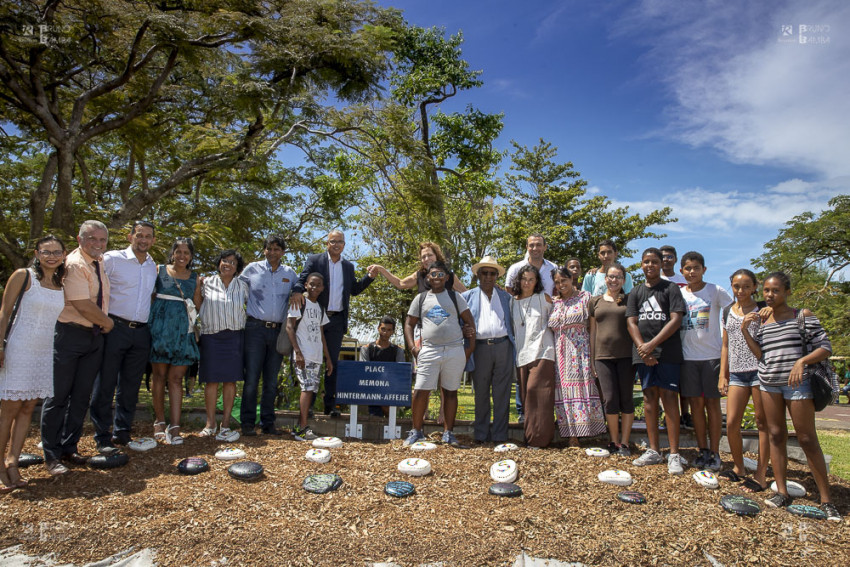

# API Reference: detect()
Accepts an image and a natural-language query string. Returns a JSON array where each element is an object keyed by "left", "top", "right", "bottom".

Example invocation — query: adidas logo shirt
[{"left": 625, "top": 279, "right": 687, "bottom": 364}]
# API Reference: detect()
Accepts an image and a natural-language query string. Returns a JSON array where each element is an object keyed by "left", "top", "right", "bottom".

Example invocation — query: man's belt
[
  {"left": 476, "top": 336, "right": 509, "bottom": 345},
  {"left": 248, "top": 316, "right": 281, "bottom": 329},
  {"left": 110, "top": 315, "right": 147, "bottom": 328}
]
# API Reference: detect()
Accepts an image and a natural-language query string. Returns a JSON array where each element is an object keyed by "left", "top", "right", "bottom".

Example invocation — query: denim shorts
[
  {"left": 636, "top": 363, "right": 680, "bottom": 393},
  {"left": 729, "top": 371, "right": 759, "bottom": 388},
  {"left": 760, "top": 379, "right": 813, "bottom": 400}
]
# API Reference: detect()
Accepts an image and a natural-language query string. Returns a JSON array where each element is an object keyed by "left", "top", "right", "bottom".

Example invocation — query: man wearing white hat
[{"left": 463, "top": 256, "right": 516, "bottom": 444}]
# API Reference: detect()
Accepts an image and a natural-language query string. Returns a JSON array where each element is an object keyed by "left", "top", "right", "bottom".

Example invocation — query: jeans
[
  {"left": 321, "top": 313, "right": 347, "bottom": 412},
  {"left": 89, "top": 320, "right": 151, "bottom": 444},
  {"left": 240, "top": 320, "right": 284, "bottom": 429}
]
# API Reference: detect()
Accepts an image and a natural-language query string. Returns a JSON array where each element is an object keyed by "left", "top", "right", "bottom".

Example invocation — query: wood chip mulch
[{"left": 1, "top": 426, "right": 848, "bottom": 566}]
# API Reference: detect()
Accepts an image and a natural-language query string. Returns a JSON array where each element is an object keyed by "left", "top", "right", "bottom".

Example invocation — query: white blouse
[
  {"left": 199, "top": 274, "right": 248, "bottom": 335},
  {"left": 511, "top": 292, "right": 555, "bottom": 367}
]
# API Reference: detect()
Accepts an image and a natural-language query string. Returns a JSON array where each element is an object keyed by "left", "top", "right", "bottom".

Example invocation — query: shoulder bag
[{"left": 796, "top": 310, "right": 838, "bottom": 411}]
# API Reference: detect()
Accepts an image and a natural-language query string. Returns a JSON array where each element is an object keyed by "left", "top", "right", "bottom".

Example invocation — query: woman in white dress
[{"left": 0, "top": 236, "right": 67, "bottom": 491}]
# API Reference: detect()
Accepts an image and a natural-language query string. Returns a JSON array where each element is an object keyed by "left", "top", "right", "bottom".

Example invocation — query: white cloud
[
  {"left": 610, "top": 177, "right": 848, "bottom": 234},
  {"left": 616, "top": 0, "right": 850, "bottom": 178}
]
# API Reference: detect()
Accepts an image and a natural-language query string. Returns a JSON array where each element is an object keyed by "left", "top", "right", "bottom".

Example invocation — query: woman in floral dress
[{"left": 549, "top": 266, "right": 606, "bottom": 446}]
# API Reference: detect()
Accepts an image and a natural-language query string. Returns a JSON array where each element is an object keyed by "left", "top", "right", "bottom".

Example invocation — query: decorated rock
[
  {"left": 89, "top": 453, "right": 129, "bottom": 470},
  {"left": 489, "top": 482, "right": 522, "bottom": 497},
  {"left": 398, "top": 458, "right": 431, "bottom": 477},
  {"left": 719, "top": 495, "right": 760, "bottom": 517},
  {"left": 303, "top": 473, "right": 343, "bottom": 494},
  {"left": 227, "top": 461, "right": 264, "bottom": 481},
  {"left": 490, "top": 459, "right": 518, "bottom": 483},
  {"left": 215, "top": 447, "right": 246, "bottom": 461},
  {"left": 384, "top": 481, "right": 416, "bottom": 498},
  {"left": 177, "top": 457, "right": 209, "bottom": 475}
]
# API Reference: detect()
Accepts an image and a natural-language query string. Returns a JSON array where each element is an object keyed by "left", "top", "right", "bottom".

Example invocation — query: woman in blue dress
[{"left": 148, "top": 238, "right": 201, "bottom": 445}]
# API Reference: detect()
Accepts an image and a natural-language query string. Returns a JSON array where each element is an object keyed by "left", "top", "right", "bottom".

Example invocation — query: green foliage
[
  {"left": 494, "top": 140, "right": 676, "bottom": 274},
  {"left": 753, "top": 196, "right": 850, "bottom": 354}
]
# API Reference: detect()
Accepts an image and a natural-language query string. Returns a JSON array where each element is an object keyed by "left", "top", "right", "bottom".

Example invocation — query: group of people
[
  {"left": 370, "top": 235, "right": 840, "bottom": 522},
  {"left": 0, "top": 221, "right": 374, "bottom": 488},
  {"left": 0, "top": 225, "right": 842, "bottom": 522}
]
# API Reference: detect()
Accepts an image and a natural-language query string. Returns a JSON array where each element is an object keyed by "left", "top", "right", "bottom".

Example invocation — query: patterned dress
[
  {"left": 148, "top": 265, "right": 200, "bottom": 366},
  {"left": 549, "top": 291, "right": 606, "bottom": 438}
]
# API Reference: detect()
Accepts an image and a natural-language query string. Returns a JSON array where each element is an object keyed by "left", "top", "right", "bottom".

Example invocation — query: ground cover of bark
[{"left": 1, "top": 426, "right": 848, "bottom": 566}]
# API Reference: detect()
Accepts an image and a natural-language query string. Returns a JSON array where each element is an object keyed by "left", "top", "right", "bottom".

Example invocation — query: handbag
[
  {"left": 3, "top": 269, "right": 31, "bottom": 347},
  {"left": 170, "top": 266, "right": 200, "bottom": 343},
  {"left": 796, "top": 310, "right": 838, "bottom": 411},
  {"left": 276, "top": 323, "right": 293, "bottom": 356}
]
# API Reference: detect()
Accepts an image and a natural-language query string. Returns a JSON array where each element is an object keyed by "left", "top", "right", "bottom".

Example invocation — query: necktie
[{"left": 92, "top": 260, "right": 103, "bottom": 335}]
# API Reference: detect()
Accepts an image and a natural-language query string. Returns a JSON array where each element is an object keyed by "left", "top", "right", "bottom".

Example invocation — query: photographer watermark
[
  {"left": 777, "top": 24, "right": 831, "bottom": 46},
  {"left": 21, "top": 24, "right": 72, "bottom": 47},
  {"left": 20, "top": 521, "right": 73, "bottom": 542}
]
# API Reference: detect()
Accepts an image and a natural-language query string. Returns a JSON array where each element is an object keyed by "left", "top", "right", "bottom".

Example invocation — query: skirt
[{"left": 199, "top": 329, "right": 244, "bottom": 383}]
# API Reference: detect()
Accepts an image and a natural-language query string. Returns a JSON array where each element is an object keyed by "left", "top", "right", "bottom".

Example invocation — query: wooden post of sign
[{"left": 345, "top": 405, "right": 363, "bottom": 439}]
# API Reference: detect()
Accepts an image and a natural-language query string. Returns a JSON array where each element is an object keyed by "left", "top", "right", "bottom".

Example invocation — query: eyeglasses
[
  {"left": 38, "top": 250, "right": 64, "bottom": 258},
  {"left": 428, "top": 271, "right": 447, "bottom": 278},
  {"left": 479, "top": 270, "right": 498, "bottom": 277},
  {"left": 220, "top": 258, "right": 238, "bottom": 266},
  {"left": 606, "top": 275, "right": 624, "bottom": 280},
  {"left": 328, "top": 239, "right": 345, "bottom": 245}
]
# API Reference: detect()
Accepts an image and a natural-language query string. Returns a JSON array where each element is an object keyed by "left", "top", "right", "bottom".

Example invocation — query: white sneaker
[
  {"left": 667, "top": 453, "right": 684, "bottom": 475},
  {"left": 216, "top": 427, "right": 240, "bottom": 443},
  {"left": 633, "top": 448, "right": 663, "bottom": 466}
]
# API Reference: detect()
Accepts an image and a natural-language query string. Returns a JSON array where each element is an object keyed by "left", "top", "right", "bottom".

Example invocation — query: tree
[
  {"left": 0, "top": 0, "right": 400, "bottom": 274},
  {"left": 494, "top": 139, "right": 675, "bottom": 275},
  {"left": 753, "top": 195, "right": 850, "bottom": 353}
]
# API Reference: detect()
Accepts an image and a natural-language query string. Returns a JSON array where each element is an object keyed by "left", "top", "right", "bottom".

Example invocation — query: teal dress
[{"left": 149, "top": 265, "right": 200, "bottom": 366}]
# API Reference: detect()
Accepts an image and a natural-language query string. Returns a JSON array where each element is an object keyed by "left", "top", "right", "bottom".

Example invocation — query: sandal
[
  {"left": 198, "top": 426, "right": 217, "bottom": 438},
  {"left": 765, "top": 492, "right": 792, "bottom": 508},
  {"left": 165, "top": 425, "right": 183, "bottom": 446},
  {"left": 741, "top": 477, "right": 766, "bottom": 493},
  {"left": 719, "top": 470, "right": 742, "bottom": 482},
  {"left": 5, "top": 464, "right": 27, "bottom": 488},
  {"left": 0, "top": 468, "right": 15, "bottom": 494},
  {"left": 153, "top": 421, "right": 167, "bottom": 442}
]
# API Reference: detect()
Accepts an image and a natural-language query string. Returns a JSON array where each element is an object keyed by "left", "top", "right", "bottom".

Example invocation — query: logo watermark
[
  {"left": 20, "top": 521, "right": 73, "bottom": 542},
  {"left": 21, "top": 24, "right": 72, "bottom": 47},
  {"left": 778, "top": 24, "right": 832, "bottom": 46}
]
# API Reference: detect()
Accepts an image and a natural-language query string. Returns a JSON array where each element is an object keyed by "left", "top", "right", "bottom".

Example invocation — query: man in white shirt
[
  {"left": 504, "top": 234, "right": 557, "bottom": 296},
  {"left": 462, "top": 256, "right": 516, "bottom": 444},
  {"left": 291, "top": 231, "right": 375, "bottom": 416},
  {"left": 90, "top": 221, "right": 157, "bottom": 454}
]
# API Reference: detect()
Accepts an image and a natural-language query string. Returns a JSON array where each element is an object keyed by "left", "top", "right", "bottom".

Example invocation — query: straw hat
[{"left": 471, "top": 255, "right": 505, "bottom": 277}]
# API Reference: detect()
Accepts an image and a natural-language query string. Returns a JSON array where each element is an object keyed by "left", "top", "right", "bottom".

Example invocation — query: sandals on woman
[
  {"left": 1, "top": 468, "right": 16, "bottom": 494},
  {"left": 165, "top": 425, "right": 183, "bottom": 445},
  {"left": 741, "top": 477, "right": 766, "bottom": 493},
  {"left": 153, "top": 421, "right": 167, "bottom": 442},
  {"left": 198, "top": 426, "right": 217, "bottom": 438},
  {"left": 718, "top": 470, "right": 742, "bottom": 482},
  {"left": 5, "top": 464, "right": 27, "bottom": 488}
]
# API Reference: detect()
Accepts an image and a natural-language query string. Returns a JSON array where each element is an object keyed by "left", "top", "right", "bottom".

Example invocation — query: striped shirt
[
  {"left": 756, "top": 314, "right": 831, "bottom": 386},
  {"left": 199, "top": 275, "right": 248, "bottom": 335}
]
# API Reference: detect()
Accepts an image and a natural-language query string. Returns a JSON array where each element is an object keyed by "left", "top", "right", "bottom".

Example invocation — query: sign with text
[{"left": 335, "top": 361, "right": 412, "bottom": 406}]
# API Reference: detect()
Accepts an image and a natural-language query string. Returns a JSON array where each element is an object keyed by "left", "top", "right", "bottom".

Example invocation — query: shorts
[
  {"left": 295, "top": 362, "right": 322, "bottom": 393},
  {"left": 729, "top": 370, "right": 759, "bottom": 388},
  {"left": 681, "top": 359, "right": 721, "bottom": 399},
  {"left": 414, "top": 344, "right": 466, "bottom": 391},
  {"left": 636, "top": 362, "right": 680, "bottom": 393},
  {"left": 760, "top": 379, "right": 813, "bottom": 400}
]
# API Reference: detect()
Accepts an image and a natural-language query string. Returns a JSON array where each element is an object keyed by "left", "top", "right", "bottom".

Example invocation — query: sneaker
[
  {"left": 215, "top": 427, "right": 240, "bottom": 443},
  {"left": 606, "top": 442, "right": 619, "bottom": 454},
  {"left": 111, "top": 431, "right": 131, "bottom": 446},
  {"left": 301, "top": 427, "right": 318, "bottom": 441},
  {"left": 403, "top": 429, "right": 425, "bottom": 447},
  {"left": 291, "top": 426, "right": 307, "bottom": 441},
  {"left": 617, "top": 444, "right": 631, "bottom": 457},
  {"left": 633, "top": 448, "right": 664, "bottom": 466},
  {"left": 45, "top": 460, "right": 69, "bottom": 476},
  {"left": 517, "top": 414, "right": 525, "bottom": 424},
  {"left": 681, "top": 413, "right": 694, "bottom": 430},
  {"left": 694, "top": 448, "right": 710, "bottom": 469},
  {"left": 667, "top": 453, "right": 684, "bottom": 475},
  {"left": 442, "top": 430, "right": 460, "bottom": 446},
  {"left": 241, "top": 427, "right": 257, "bottom": 437},
  {"left": 765, "top": 492, "right": 792, "bottom": 508},
  {"left": 706, "top": 452, "right": 722, "bottom": 472},
  {"left": 820, "top": 502, "right": 842, "bottom": 522}
]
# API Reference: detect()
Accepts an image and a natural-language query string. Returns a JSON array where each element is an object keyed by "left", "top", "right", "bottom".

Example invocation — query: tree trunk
[
  {"left": 49, "top": 144, "right": 77, "bottom": 234},
  {"left": 29, "top": 151, "right": 58, "bottom": 242}
]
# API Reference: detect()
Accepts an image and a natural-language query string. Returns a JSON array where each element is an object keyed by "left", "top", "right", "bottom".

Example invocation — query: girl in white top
[
  {"left": 718, "top": 269, "right": 769, "bottom": 491},
  {"left": 510, "top": 264, "right": 555, "bottom": 448},
  {"left": 0, "top": 236, "right": 67, "bottom": 491}
]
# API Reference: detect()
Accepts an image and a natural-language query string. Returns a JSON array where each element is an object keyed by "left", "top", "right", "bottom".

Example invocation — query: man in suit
[
  {"left": 290, "top": 230, "right": 375, "bottom": 416},
  {"left": 462, "top": 256, "right": 516, "bottom": 444}
]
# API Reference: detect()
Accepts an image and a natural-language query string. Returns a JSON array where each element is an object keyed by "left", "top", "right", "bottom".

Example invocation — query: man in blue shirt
[{"left": 238, "top": 235, "right": 297, "bottom": 435}]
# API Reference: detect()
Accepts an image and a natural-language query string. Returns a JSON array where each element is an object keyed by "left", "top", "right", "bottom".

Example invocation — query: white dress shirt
[
  {"left": 476, "top": 290, "right": 508, "bottom": 339},
  {"left": 103, "top": 246, "right": 157, "bottom": 322},
  {"left": 327, "top": 253, "right": 344, "bottom": 312}
]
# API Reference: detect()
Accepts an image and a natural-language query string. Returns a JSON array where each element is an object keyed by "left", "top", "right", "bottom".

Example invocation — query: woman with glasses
[
  {"left": 197, "top": 250, "right": 248, "bottom": 442},
  {"left": 588, "top": 263, "right": 635, "bottom": 455},
  {"left": 0, "top": 236, "right": 67, "bottom": 491},
  {"left": 148, "top": 238, "right": 201, "bottom": 445}
]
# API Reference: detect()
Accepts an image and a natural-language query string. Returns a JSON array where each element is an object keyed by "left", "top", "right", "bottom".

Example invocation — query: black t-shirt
[{"left": 625, "top": 279, "right": 686, "bottom": 364}]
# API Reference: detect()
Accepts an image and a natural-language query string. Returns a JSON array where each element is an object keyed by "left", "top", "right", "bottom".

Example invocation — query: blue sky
[{"left": 381, "top": 0, "right": 850, "bottom": 279}]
